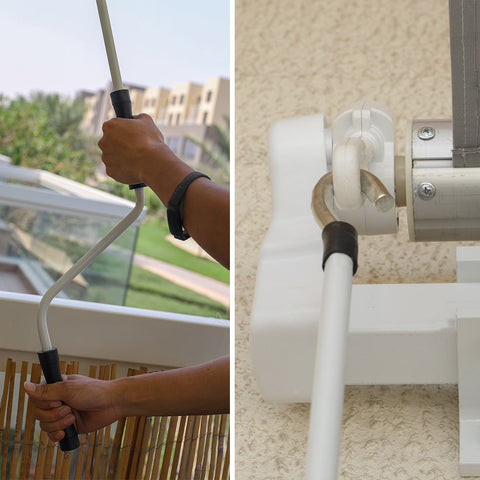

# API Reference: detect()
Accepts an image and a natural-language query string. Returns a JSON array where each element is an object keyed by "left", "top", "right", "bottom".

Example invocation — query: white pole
[
  {"left": 96, "top": 0, "right": 123, "bottom": 91},
  {"left": 37, "top": 188, "right": 145, "bottom": 351},
  {"left": 306, "top": 252, "right": 353, "bottom": 480}
]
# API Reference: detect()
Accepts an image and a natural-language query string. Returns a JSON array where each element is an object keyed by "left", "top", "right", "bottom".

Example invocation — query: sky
[{"left": 0, "top": 1, "right": 230, "bottom": 98}]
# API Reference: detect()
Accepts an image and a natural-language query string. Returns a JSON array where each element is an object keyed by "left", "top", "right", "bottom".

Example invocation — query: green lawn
[
  {"left": 135, "top": 218, "right": 229, "bottom": 284},
  {"left": 126, "top": 265, "right": 229, "bottom": 319},
  {"left": 125, "top": 217, "right": 230, "bottom": 318}
]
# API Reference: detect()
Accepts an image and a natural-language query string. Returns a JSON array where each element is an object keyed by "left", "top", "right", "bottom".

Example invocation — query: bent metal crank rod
[
  {"left": 36, "top": 0, "right": 145, "bottom": 451},
  {"left": 307, "top": 170, "right": 393, "bottom": 479}
]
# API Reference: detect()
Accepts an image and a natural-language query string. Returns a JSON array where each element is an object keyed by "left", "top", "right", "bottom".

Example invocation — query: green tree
[
  {"left": 31, "top": 92, "right": 86, "bottom": 137},
  {"left": 186, "top": 116, "right": 230, "bottom": 185},
  {"left": 0, "top": 93, "right": 99, "bottom": 183}
]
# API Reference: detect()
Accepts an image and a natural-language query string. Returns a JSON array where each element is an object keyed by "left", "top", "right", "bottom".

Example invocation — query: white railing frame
[
  {"left": 0, "top": 291, "right": 229, "bottom": 370},
  {"left": 0, "top": 162, "right": 146, "bottom": 224}
]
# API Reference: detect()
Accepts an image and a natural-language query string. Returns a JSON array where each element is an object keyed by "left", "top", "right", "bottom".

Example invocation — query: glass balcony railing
[
  {"left": 0, "top": 158, "right": 230, "bottom": 479},
  {"left": 0, "top": 160, "right": 146, "bottom": 305}
]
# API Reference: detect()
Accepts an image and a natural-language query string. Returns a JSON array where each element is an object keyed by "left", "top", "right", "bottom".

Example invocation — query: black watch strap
[{"left": 167, "top": 171, "right": 210, "bottom": 240}]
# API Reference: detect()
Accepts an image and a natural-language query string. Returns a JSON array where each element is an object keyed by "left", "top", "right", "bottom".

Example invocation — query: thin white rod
[
  {"left": 306, "top": 252, "right": 353, "bottom": 480},
  {"left": 37, "top": 188, "right": 145, "bottom": 351},
  {"left": 96, "top": 0, "right": 123, "bottom": 91}
]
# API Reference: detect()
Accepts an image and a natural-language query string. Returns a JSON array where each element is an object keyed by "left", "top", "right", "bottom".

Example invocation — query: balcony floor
[{"left": 0, "top": 263, "right": 37, "bottom": 294}]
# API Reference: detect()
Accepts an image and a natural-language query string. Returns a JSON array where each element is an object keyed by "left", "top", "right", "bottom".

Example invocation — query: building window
[
  {"left": 166, "top": 137, "right": 181, "bottom": 154},
  {"left": 206, "top": 90, "right": 212, "bottom": 102},
  {"left": 172, "top": 96, "right": 176, "bottom": 105},
  {"left": 196, "top": 96, "right": 201, "bottom": 105},
  {"left": 202, "top": 112, "right": 208, "bottom": 124},
  {"left": 168, "top": 114, "right": 173, "bottom": 125},
  {"left": 180, "top": 94, "right": 184, "bottom": 105},
  {"left": 176, "top": 113, "right": 181, "bottom": 125},
  {"left": 182, "top": 139, "right": 198, "bottom": 159}
]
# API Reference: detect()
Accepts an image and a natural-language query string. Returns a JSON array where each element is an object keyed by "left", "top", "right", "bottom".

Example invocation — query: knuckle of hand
[
  {"left": 39, "top": 421, "right": 53, "bottom": 433},
  {"left": 50, "top": 431, "right": 62, "bottom": 442},
  {"left": 38, "top": 383, "right": 50, "bottom": 396},
  {"left": 60, "top": 414, "right": 74, "bottom": 430},
  {"left": 55, "top": 409, "right": 66, "bottom": 421}
]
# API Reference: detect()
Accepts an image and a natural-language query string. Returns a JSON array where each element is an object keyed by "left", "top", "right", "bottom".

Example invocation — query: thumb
[
  {"left": 24, "top": 381, "right": 65, "bottom": 402},
  {"left": 134, "top": 113, "right": 151, "bottom": 121}
]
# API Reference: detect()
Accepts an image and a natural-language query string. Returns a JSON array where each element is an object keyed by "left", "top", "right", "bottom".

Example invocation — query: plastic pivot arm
[
  {"left": 37, "top": 348, "right": 80, "bottom": 451},
  {"left": 109, "top": 88, "right": 146, "bottom": 190}
]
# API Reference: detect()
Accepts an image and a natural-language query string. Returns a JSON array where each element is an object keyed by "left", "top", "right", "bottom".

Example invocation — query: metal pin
[{"left": 312, "top": 170, "right": 394, "bottom": 228}]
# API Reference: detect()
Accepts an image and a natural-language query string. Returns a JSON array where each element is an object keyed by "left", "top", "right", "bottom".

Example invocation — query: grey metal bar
[{"left": 450, "top": 0, "right": 480, "bottom": 167}]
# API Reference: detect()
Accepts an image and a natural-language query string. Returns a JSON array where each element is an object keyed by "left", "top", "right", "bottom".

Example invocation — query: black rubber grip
[
  {"left": 110, "top": 88, "right": 133, "bottom": 119},
  {"left": 109, "top": 89, "right": 146, "bottom": 190},
  {"left": 37, "top": 348, "right": 80, "bottom": 452},
  {"left": 322, "top": 221, "right": 358, "bottom": 275}
]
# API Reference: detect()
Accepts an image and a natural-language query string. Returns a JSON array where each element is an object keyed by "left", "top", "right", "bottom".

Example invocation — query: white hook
[{"left": 332, "top": 137, "right": 373, "bottom": 210}]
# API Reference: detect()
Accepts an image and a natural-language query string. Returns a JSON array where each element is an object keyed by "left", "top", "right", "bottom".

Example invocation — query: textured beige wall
[{"left": 235, "top": 0, "right": 477, "bottom": 478}]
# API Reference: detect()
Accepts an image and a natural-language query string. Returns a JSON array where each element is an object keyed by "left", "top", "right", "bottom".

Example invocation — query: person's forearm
[
  {"left": 140, "top": 144, "right": 194, "bottom": 206},
  {"left": 143, "top": 146, "right": 230, "bottom": 269},
  {"left": 182, "top": 178, "right": 230, "bottom": 269},
  {"left": 110, "top": 356, "right": 229, "bottom": 418},
  {"left": 99, "top": 116, "right": 229, "bottom": 267}
]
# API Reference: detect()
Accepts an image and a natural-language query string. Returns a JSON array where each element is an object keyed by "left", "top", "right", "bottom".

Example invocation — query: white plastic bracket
[
  {"left": 457, "top": 311, "right": 480, "bottom": 476},
  {"left": 251, "top": 109, "right": 480, "bottom": 477},
  {"left": 331, "top": 100, "right": 397, "bottom": 235},
  {"left": 457, "top": 247, "right": 480, "bottom": 476},
  {"left": 332, "top": 137, "right": 367, "bottom": 210}
]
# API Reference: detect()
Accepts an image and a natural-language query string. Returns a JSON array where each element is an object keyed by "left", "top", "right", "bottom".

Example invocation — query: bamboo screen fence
[{"left": 0, "top": 358, "right": 230, "bottom": 479}]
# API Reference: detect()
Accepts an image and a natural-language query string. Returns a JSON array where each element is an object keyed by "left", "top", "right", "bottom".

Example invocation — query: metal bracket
[{"left": 406, "top": 120, "right": 480, "bottom": 242}]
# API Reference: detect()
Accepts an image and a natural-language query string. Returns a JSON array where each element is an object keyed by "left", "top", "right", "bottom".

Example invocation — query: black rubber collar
[{"left": 322, "top": 221, "right": 358, "bottom": 275}]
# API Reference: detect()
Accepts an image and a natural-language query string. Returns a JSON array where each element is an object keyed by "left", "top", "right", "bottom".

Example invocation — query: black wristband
[
  {"left": 167, "top": 171, "right": 210, "bottom": 240},
  {"left": 321, "top": 221, "right": 358, "bottom": 275}
]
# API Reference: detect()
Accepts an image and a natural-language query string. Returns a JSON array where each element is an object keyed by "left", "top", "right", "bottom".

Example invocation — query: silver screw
[
  {"left": 417, "top": 126, "right": 436, "bottom": 141},
  {"left": 417, "top": 182, "right": 436, "bottom": 200}
]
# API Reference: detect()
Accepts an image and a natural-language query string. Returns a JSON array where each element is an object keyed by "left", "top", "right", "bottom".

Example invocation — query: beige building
[
  {"left": 78, "top": 76, "right": 230, "bottom": 168},
  {"left": 157, "top": 77, "right": 230, "bottom": 166},
  {"left": 141, "top": 86, "right": 170, "bottom": 121},
  {"left": 196, "top": 77, "right": 230, "bottom": 126},
  {"left": 160, "top": 82, "right": 203, "bottom": 127}
]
